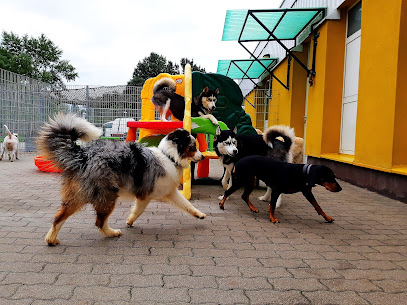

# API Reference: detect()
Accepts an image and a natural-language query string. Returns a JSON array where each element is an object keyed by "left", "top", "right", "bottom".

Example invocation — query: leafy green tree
[
  {"left": 180, "top": 58, "right": 206, "bottom": 74},
  {"left": 0, "top": 31, "right": 78, "bottom": 87},
  {"left": 128, "top": 52, "right": 179, "bottom": 86},
  {"left": 128, "top": 52, "right": 206, "bottom": 86}
]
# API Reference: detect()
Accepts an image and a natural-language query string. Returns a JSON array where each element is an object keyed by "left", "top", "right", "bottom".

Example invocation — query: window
[{"left": 347, "top": 1, "right": 362, "bottom": 38}]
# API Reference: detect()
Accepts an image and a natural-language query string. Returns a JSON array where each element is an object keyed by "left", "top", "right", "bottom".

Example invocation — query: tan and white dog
[{"left": 0, "top": 125, "right": 19, "bottom": 162}]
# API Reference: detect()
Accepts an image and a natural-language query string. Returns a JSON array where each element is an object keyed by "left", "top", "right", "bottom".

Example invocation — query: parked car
[
  {"left": 103, "top": 118, "right": 135, "bottom": 138},
  {"left": 102, "top": 121, "right": 114, "bottom": 137}
]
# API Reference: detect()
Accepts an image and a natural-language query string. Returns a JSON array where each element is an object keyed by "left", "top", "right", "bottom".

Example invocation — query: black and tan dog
[{"left": 219, "top": 156, "right": 342, "bottom": 223}]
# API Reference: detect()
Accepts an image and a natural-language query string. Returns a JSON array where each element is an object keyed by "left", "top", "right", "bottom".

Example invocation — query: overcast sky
[{"left": 1, "top": 0, "right": 282, "bottom": 86}]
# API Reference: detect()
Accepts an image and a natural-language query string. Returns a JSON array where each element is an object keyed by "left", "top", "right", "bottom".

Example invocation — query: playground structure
[
  {"left": 126, "top": 66, "right": 261, "bottom": 199},
  {"left": 34, "top": 156, "right": 62, "bottom": 173},
  {"left": 126, "top": 65, "right": 228, "bottom": 199}
]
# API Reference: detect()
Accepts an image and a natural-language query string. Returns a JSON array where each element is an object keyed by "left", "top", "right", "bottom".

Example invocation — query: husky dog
[
  {"left": 0, "top": 125, "right": 19, "bottom": 162},
  {"left": 151, "top": 77, "right": 219, "bottom": 125},
  {"left": 214, "top": 125, "right": 295, "bottom": 207},
  {"left": 193, "top": 86, "right": 219, "bottom": 126},
  {"left": 37, "top": 113, "right": 206, "bottom": 246}
]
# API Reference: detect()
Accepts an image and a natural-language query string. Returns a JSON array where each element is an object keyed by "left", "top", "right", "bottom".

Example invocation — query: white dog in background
[{"left": 0, "top": 125, "right": 19, "bottom": 162}]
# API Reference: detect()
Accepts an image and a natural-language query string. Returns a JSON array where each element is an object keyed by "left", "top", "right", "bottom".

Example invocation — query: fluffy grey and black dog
[
  {"left": 151, "top": 77, "right": 219, "bottom": 125},
  {"left": 37, "top": 113, "right": 206, "bottom": 246}
]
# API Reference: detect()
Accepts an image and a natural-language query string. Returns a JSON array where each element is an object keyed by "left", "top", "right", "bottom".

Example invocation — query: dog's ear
[
  {"left": 203, "top": 86, "right": 209, "bottom": 93},
  {"left": 167, "top": 128, "right": 189, "bottom": 142},
  {"left": 233, "top": 126, "right": 238, "bottom": 134},
  {"left": 214, "top": 88, "right": 219, "bottom": 95},
  {"left": 216, "top": 125, "right": 222, "bottom": 136}
]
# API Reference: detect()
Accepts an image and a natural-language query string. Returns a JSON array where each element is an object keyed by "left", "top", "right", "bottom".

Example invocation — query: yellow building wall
[
  {"left": 289, "top": 50, "right": 308, "bottom": 138},
  {"left": 271, "top": 49, "right": 308, "bottom": 138},
  {"left": 240, "top": 0, "right": 406, "bottom": 177},
  {"left": 393, "top": 0, "right": 407, "bottom": 167},
  {"left": 244, "top": 91, "right": 257, "bottom": 128},
  {"left": 355, "top": 0, "right": 405, "bottom": 170},
  {"left": 273, "top": 57, "right": 291, "bottom": 127},
  {"left": 305, "top": 17, "right": 346, "bottom": 157}
]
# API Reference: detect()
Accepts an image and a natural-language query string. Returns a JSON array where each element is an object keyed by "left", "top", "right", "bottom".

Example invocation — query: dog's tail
[
  {"left": 263, "top": 125, "right": 295, "bottom": 151},
  {"left": 152, "top": 77, "right": 176, "bottom": 94},
  {"left": 37, "top": 113, "right": 102, "bottom": 170},
  {"left": 4, "top": 125, "right": 12, "bottom": 138}
]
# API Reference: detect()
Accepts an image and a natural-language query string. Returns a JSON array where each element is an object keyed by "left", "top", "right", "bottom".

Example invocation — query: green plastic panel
[
  {"left": 217, "top": 58, "right": 278, "bottom": 79},
  {"left": 222, "top": 8, "right": 325, "bottom": 41}
]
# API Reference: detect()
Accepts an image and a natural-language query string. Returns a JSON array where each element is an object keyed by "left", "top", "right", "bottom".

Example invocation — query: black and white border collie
[
  {"left": 151, "top": 77, "right": 219, "bottom": 125},
  {"left": 37, "top": 113, "right": 206, "bottom": 246}
]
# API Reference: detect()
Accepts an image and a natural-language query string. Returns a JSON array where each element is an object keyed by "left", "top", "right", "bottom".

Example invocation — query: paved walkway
[{"left": 0, "top": 153, "right": 407, "bottom": 305}]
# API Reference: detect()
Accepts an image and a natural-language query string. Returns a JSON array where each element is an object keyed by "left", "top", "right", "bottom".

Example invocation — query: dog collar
[
  {"left": 222, "top": 155, "right": 234, "bottom": 165},
  {"left": 162, "top": 152, "right": 182, "bottom": 168},
  {"left": 201, "top": 105, "right": 212, "bottom": 114},
  {"left": 302, "top": 164, "right": 313, "bottom": 186}
]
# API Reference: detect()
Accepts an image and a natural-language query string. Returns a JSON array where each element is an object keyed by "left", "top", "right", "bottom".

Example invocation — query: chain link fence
[
  {"left": 1, "top": 68, "right": 280, "bottom": 153},
  {"left": 0, "top": 68, "right": 143, "bottom": 152}
]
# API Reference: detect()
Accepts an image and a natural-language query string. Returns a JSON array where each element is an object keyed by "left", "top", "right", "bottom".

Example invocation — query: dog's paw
[
  {"left": 250, "top": 207, "right": 259, "bottom": 213},
  {"left": 110, "top": 229, "right": 122, "bottom": 237},
  {"left": 100, "top": 227, "right": 122, "bottom": 238},
  {"left": 195, "top": 212, "right": 206, "bottom": 219},
  {"left": 45, "top": 236, "right": 60, "bottom": 246},
  {"left": 258, "top": 195, "right": 269, "bottom": 202},
  {"left": 218, "top": 195, "right": 224, "bottom": 200},
  {"left": 126, "top": 214, "right": 137, "bottom": 227}
]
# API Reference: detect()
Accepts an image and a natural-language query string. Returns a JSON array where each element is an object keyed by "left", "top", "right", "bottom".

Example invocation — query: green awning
[
  {"left": 217, "top": 58, "right": 278, "bottom": 79},
  {"left": 222, "top": 8, "right": 326, "bottom": 42}
]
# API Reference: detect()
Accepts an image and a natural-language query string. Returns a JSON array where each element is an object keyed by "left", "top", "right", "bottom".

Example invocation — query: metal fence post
[{"left": 86, "top": 85, "right": 89, "bottom": 120}]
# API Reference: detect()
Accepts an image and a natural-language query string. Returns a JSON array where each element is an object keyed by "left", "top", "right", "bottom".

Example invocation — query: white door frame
[{"left": 340, "top": 1, "right": 362, "bottom": 155}]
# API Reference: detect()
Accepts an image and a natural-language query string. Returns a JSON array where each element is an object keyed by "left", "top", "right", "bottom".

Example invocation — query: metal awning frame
[
  {"left": 223, "top": 58, "right": 284, "bottom": 90},
  {"left": 236, "top": 8, "right": 326, "bottom": 88},
  {"left": 238, "top": 43, "right": 291, "bottom": 90}
]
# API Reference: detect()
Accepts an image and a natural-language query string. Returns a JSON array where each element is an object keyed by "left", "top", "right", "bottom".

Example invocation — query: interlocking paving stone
[
  {"left": 163, "top": 275, "right": 217, "bottom": 289},
  {"left": 360, "top": 292, "right": 407, "bottom": 305},
  {"left": 1, "top": 154, "right": 407, "bottom": 304},
  {"left": 189, "top": 288, "right": 248, "bottom": 304}
]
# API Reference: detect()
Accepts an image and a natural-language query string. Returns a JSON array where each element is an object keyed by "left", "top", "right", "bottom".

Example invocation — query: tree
[
  {"left": 127, "top": 52, "right": 206, "bottom": 86},
  {"left": 0, "top": 31, "right": 78, "bottom": 87},
  {"left": 180, "top": 58, "right": 206, "bottom": 74},
  {"left": 127, "top": 53, "right": 179, "bottom": 86}
]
